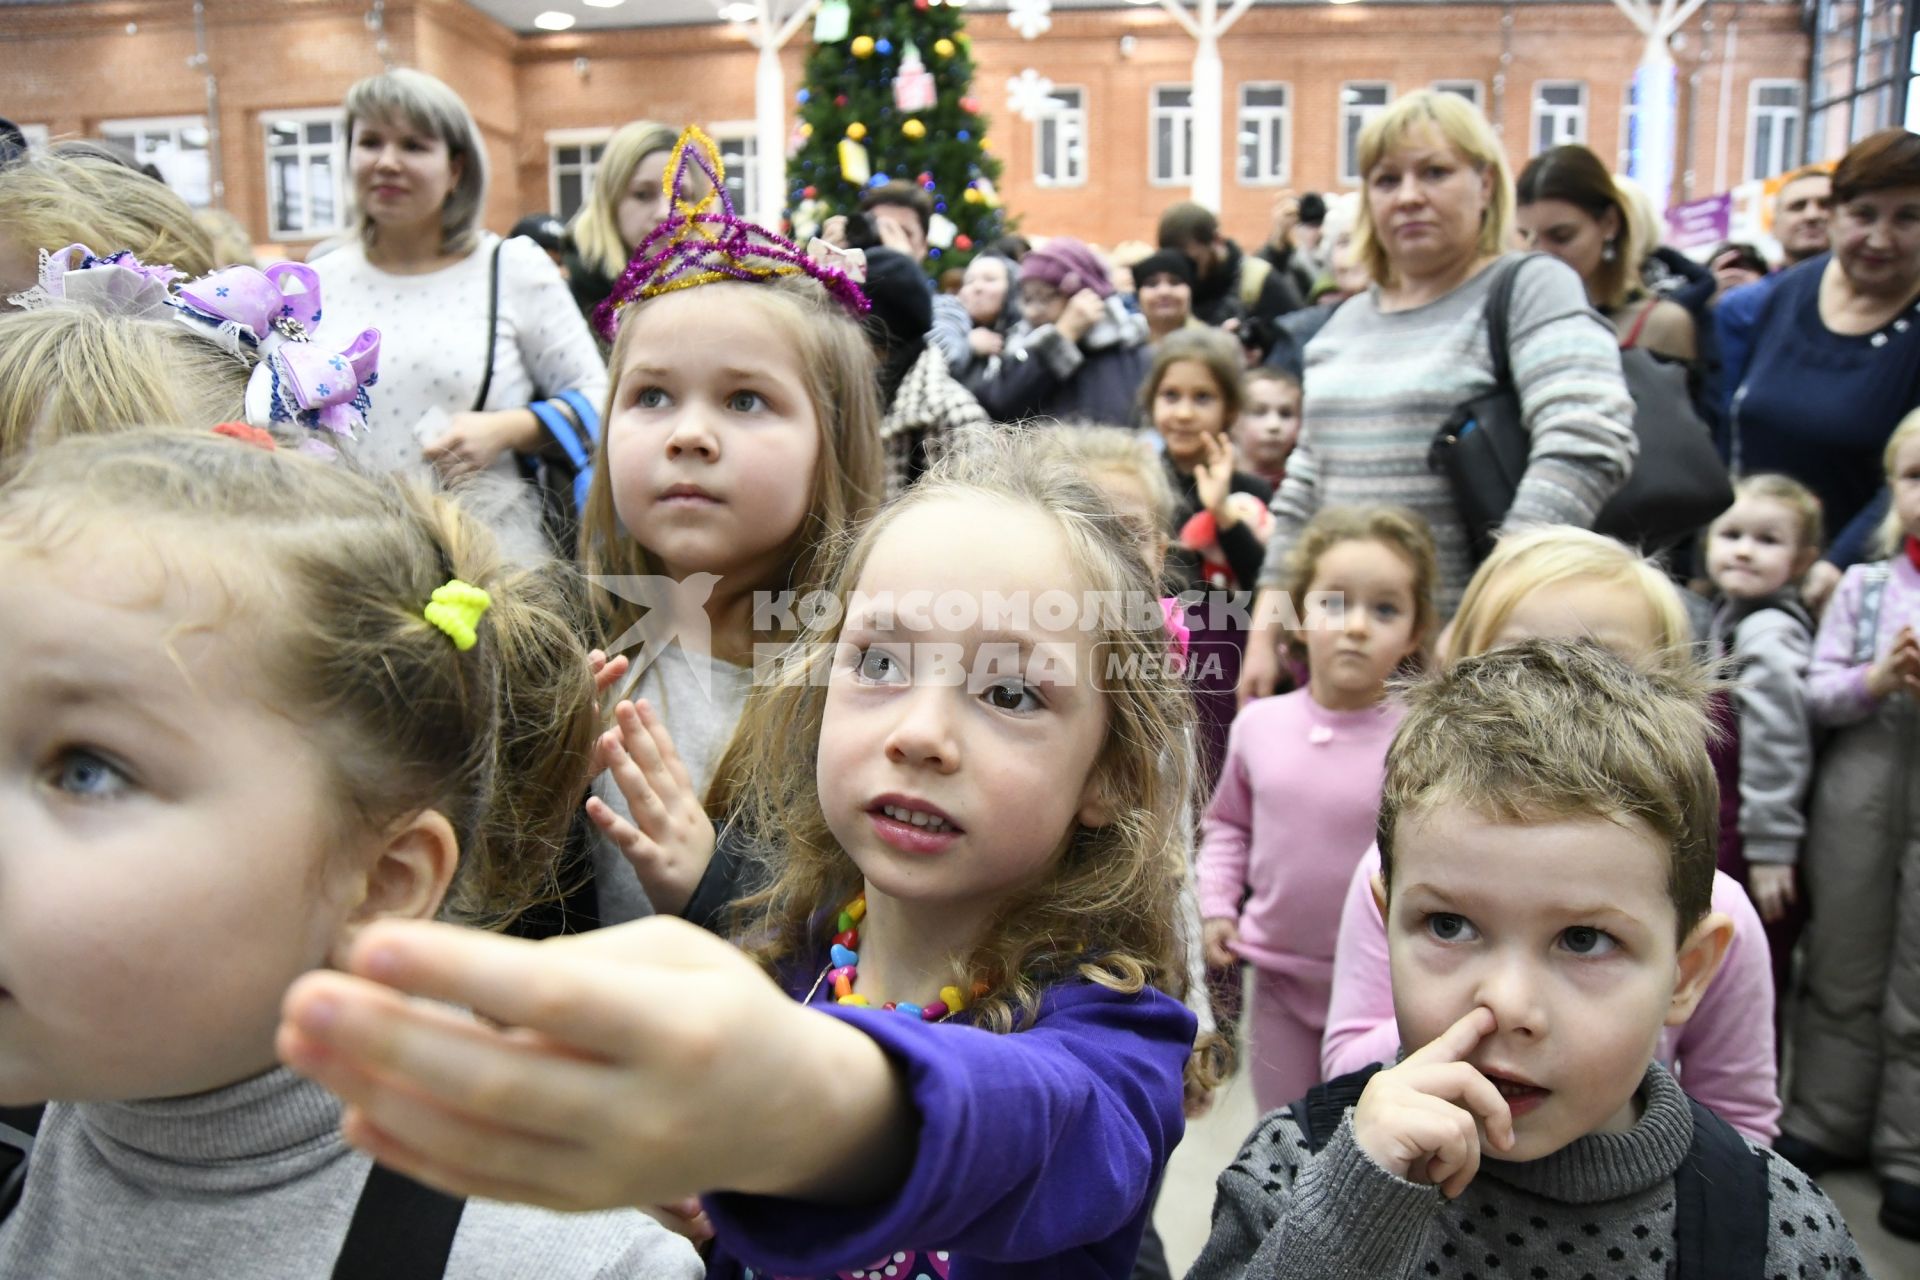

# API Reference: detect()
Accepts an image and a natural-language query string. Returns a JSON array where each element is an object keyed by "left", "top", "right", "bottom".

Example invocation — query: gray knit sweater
[
  {"left": 0, "top": 1069, "right": 703, "bottom": 1280},
  {"left": 1186, "top": 1064, "right": 1867, "bottom": 1280},
  {"left": 1255, "top": 253, "right": 1636, "bottom": 615}
]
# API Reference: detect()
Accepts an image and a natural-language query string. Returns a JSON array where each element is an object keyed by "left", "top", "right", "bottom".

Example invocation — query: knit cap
[
  {"left": 1018, "top": 237, "right": 1115, "bottom": 300},
  {"left": 1130, "top": 249, "right": 1195, "bottom": 289}
]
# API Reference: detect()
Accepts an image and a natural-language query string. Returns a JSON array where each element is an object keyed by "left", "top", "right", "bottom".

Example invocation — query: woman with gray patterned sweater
[{"left": 1239, "top": 91, "right": 1634, "bottom": 701}]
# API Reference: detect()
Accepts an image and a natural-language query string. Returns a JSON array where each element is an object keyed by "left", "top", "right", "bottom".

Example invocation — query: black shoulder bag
[
  {"left": 1429, "top": 254, "right": 1733, "bottom": 563},
  {"left": 1292, "top": 1066, "right": 1770, "bottom": 1278}
]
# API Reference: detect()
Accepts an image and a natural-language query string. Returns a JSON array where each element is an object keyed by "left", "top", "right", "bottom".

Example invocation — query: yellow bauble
[
  {"left": 902, "top": 118, "right": 926, "bottom": 140},
  {"left": 850, "top": 34, "right": 875, "bottom": 58},
  {"left": 963, "top": 187, "right": 985, "bottom": 204},
  {"left": 933, "top": 38, "right": 956, "bottom": 58},
  {"left": 846, "top": 121, "right": 867, "bottom": 141},
  {"left": 799, "top": 122, "right": 813, "bottom": 137}
]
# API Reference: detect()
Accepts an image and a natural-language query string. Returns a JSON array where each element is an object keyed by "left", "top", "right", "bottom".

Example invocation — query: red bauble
[
  {"left": 918, "top": 171, "right": 933, "bottom": 185},
  {"left": 803, "top": 185, "right": 817, "bottom": 198},
  {"left": 834, "top": 94, "right": 849, "bottom": 108},
  {"left": 960, "top": 96, "right": 981, "bottom": 114},
  {"left": 955, "top": 235, "right": 973, "bottom": 251}
]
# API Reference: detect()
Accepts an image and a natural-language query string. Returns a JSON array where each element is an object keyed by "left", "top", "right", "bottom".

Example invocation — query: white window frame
[
  {"left": 1237, "top": 82, "right": 1293, "bottom": 186},
  {"left": 99, "top": 114, "right": 211, "bottom": 207},
  {"left": 1433, "top": 80, "right": 1485, "bottom": 111},
  {"left": 1531, "top": 81, "right": 1589, "bottom": 155},
  {"left": 1034, "top": 85, "right": 1088, "bottom": 188},
  {"left": 546, "top": 127, "right": 613, "bottom": 222},
  {"left": 1339, "top": 81, "right": 1393, "bottom": 184},
  {"left": 262, "top": 108, "right": 348, "bottom": 241},
  {"left": 708, "top": 121, "right": 762, "bottom": 216},
  {"left": 1149, "top": 83, "right": 1195, "bottom": 188},
  {"left": 1746, "top": 79, "right": 1805, "bottom": 181}
]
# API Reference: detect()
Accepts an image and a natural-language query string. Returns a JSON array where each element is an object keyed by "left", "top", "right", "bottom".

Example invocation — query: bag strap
[
  {"left": 1674, "top": 1096, "right": 1770, "bottom": 1279},
  {"left": 1481, "top": 253, "right": 1536, "bottom": 393},
  {"left": 1621, "top": 297, "right": 1658, "bottom": 350},
  {"left": 1287, "top": 1063, "right": 1385, "bottom": 1153},
  {"left": 470, "top": 239, "right": 504, "bottom": 414},
  {"left": 1854, "top": 563, "right": 1893, "bottom": 667},
  {"left": 329, "top": 1162, "right": 468, "bottom": 1280},
  {"left": 0, "top": 1104, "right": 42, "bottom": 1225}
]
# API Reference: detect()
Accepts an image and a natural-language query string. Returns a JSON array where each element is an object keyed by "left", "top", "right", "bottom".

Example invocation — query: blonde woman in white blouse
[{"left": 312, "top": 69, "right": 606, "bottom": 559}]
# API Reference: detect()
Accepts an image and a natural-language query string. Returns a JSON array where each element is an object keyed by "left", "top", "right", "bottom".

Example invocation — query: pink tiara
[{"left": 593, "top": 125, "right": 870, "bottom": 340}]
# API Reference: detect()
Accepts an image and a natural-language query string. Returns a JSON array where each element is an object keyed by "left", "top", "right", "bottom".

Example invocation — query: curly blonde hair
[
  {"left": 726, "top": 428, "right": 1219, "bottom": 1087},
  {"left": 1281, "top": 506, "right": 1440, "bottom": 664}
]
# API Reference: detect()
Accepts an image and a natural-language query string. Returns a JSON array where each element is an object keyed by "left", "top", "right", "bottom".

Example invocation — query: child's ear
[
  {"left": 328, "top": 810, "right": 460, "bottom": 968},
  {"left": 1076, "top": 778, "right": 1114, "bottom": 830},
  {"left": 1370, "top": 872, "right": 1389, "bottom": 923},
  {"left": 1665, "top": 911, "right": 1736, "bottom": 1027}
]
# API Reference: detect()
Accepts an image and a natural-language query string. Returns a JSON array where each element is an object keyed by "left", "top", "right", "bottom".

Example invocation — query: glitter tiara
[{"left": 592, "top": 125, "right": 871, "bottom": 341}]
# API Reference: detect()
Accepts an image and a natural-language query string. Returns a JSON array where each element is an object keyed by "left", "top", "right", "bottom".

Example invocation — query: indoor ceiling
[{"left": 464, "top": 0, "right": 1241, "bottom": 36}]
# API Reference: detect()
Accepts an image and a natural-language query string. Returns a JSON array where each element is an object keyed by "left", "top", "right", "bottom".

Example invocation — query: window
[
  {"left": 1035, "top": 86, "right": 1087, "bottom": 187},
  {"left": 1532, "top": 81, "right": 1589, "bottom": 154},
  {"left": 711, "top": 125, "right": 762, "bottom": 214},
  {"left": 1747, "top": 81, "right": 1805, "bottom": 181},
  {"left": 263, "top": 111, "right": 347, "bottom": 240},
  {"left": 100, "top": 116, "right": 211, "bottom": 207},
  {"left": 547, "top": 130, "right": 611, "bottom": 222},
  {"left": 1433, "top": 80, "right": 1485, "bottom": 111},
  {"left": 1237, "top": 83, "right": 1291, "bottom": 185},
  {"left": 1150, "top": 85, "right": 1194, "bottom": 187},
  {"left": 1339, "top": 82, "right": 1392, "bottom": 183}
]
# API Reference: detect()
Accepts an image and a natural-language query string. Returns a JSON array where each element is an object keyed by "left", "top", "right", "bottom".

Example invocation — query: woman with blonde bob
[
  {"left": 1320, "top": 523, "right": 1786, "bottom": 1145},
  {"left": 0, "top": 152, "right": 215, "bottom": 306},
  {"left": 1239, "top": 90, "right": 1636, "bottom": 700},
  {"left": 564, "top": 119, "right": 701, "bottom": 320},
  {"left": 309, "top": 67, "right": 607, "bottom": 561}
]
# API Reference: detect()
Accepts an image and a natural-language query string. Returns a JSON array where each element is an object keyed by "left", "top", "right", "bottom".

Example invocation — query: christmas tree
[{"left": 788, "top": 0, "right": 1008, "bottom": 275}]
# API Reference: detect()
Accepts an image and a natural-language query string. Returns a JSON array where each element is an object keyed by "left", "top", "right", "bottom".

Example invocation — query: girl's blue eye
[
  {"left": 728, "top": 391, "right": 767, "bottom": 414},
  {"left": 1560, "top": 926, "right": 1618, "bottom": 957},
  {"left": 1425, "top": 912, "right": 1478, "bottom": 943},
  {"left": 634, "top": 386, "right": 668, "bottom": 409},
  {"left": 854, "top": 647, "right": 906, "bottom": 685},
  {"left": 52, "top": 749, "right": 131, "bottom": 800}
]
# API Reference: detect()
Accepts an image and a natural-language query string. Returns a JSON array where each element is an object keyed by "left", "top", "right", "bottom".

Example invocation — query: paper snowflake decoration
[
  {"left": 1007, "top": 0, "right": 1052, "bottom": 40},
  {"left": 1006, "top": 68, "right": 1056, "bottom": 122}
]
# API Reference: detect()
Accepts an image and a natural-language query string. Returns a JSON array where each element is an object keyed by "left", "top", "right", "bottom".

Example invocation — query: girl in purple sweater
[
  {"left": 277, "top": 430, "right": 1219, "bottom": 1280},
  {"left": 1199, "top": 506, "right": 1438, "bottom": 1112}
]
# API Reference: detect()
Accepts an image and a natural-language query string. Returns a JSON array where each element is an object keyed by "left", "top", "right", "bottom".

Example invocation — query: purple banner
[{"left": 1666, "top": 193, "right": 1732, "bottom": 249}]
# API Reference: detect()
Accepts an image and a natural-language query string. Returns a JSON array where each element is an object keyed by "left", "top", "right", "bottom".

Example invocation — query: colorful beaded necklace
[{"left": 805, "top": 893, "right": 986, "bottom": 1022}]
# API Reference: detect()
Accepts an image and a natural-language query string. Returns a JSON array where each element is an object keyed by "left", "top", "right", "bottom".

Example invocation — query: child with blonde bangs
[
  {"left": 1699, "top": 474, "right": 1823, "bottom": 1005},
  {"left": 1322, "top": 525, "right": 1784, "bottom": 1144},
  {"left": 0, "top": 307, "right": 249, "bottom": 460},
  {"left": 0, "top": 151, "right": 216, "bottom": 303},
  {"left": 569, "top": 160, "right": 885, "bottom": 930},
  {"left": 1780, "top": 410, "right": 1920, "bottom": 1238},
  {"left": 0, "top": 430, "right": 700, "bottom": 1278},
  {"left": 277, "top": 429, "right": 1214, "bottom": 1280},
  {"left": 1194, "top": 641, "right": 1862, "bottom": 1279},
  {"left": 1200, "top": 506, "right": 1437, "bottom": 1112}
]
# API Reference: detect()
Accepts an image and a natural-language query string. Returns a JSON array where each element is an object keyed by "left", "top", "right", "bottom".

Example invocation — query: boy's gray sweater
[
  {"left": 1187, "top": 1064, "right": 1867, "bottom": 1280},
  {"left": 0, "top": 1068, "right": 705, "bottom": 1280}
]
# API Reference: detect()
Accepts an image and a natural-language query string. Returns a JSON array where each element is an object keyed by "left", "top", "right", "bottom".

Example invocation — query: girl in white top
[{"left": 311, "top": 69, "right": 606, "bottom": 560}]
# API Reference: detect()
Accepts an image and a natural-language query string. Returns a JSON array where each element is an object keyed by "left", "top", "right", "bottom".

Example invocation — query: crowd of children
[{"left": 0, "top": 95, "right": 1913, "bottom": 1280}]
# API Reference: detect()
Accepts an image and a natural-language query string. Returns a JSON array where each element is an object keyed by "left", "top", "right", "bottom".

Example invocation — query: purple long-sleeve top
[
  {"left": 1806, "top": 555, "right": 1920, "bottom": 725},
  {"left": 701, "top": 976, "right": 1196, "bottom": 1280}
]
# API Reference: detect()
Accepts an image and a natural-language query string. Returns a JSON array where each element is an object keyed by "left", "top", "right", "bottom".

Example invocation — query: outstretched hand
[{"left": 277, "top": 917, "right": 910, "bottom": 1212}]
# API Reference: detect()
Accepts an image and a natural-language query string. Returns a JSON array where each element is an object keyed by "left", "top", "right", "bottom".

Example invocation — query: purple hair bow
[{"left": 175, "top": 262, "right": 380, "bottom": 437}]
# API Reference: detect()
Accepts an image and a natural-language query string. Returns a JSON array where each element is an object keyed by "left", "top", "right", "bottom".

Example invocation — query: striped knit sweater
[{"left": 1255, "top": 253, "right": 1636, "bottom": 614}]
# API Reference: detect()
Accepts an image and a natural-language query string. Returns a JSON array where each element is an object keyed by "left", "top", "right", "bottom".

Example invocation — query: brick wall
[{"left": 0, "top": 0, "right": 1810, "bottom": 255}]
